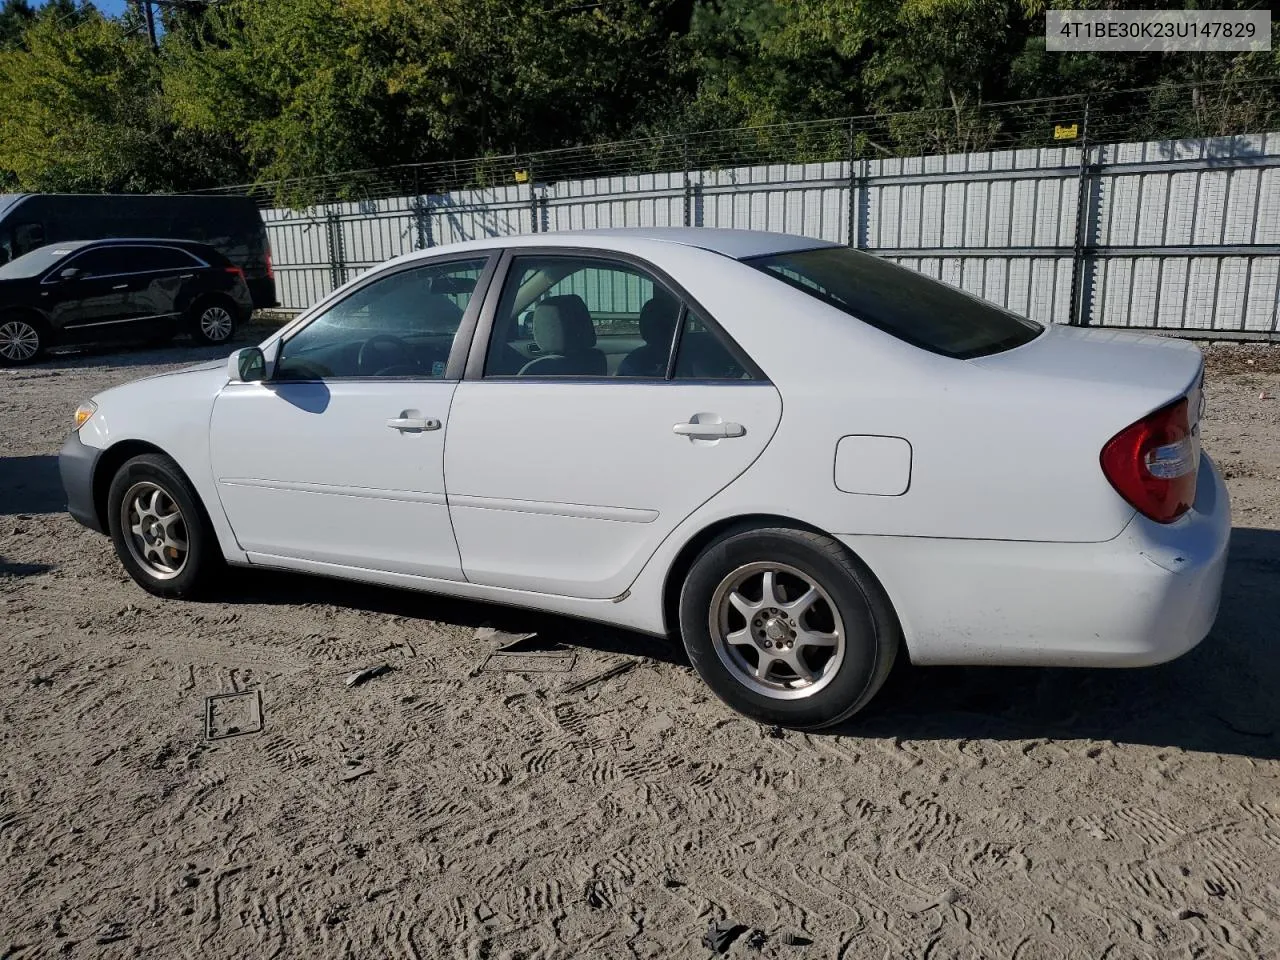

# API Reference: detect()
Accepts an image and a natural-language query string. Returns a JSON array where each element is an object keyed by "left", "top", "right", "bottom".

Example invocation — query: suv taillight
[
  {"left": 225, "top": 265, "right": 245, "bottom": 278},
  {"left": 1100, "top": 396, "right": 1198, "bottom": 524},
  {"left": 266, "top": 245, "right": 274, "bottom": 280}
]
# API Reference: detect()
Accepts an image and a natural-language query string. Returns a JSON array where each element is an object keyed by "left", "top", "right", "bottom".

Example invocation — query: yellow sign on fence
[
  {"left": 513, "top": 169, "right": 530, "bottom": 184},
  {"left": 1054, "top": 123, "right": 1080, "bottom": 141}
]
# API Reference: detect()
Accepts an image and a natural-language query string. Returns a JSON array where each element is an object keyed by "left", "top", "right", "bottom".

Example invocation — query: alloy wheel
[
  {"left": 0, "top": 319, "right": 40, "bottom": 362},
  {"left": 708, "top": 561, "right": 846, "bottom": 700},
  {"left": 199, "top": 306, "right": 234, "bottom": 342},
  {"left": 121, "top": 481, "right": 189, "bottom": 580}
]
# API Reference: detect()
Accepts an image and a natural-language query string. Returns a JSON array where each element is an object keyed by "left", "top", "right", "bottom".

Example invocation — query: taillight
[
  {"left": 266, "top": 245, "right": 274, "bottom": 280},
  {"left": 224, "top": 265, "right": 244, "bottom": 279},
  {"left": 1100, "top": 396, "right": 1198, "bottom": 524}
]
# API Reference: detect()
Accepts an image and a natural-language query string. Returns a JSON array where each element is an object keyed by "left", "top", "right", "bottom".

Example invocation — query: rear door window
[{"left": 745, "top": 246, "right": 1042, "bottom": 359}]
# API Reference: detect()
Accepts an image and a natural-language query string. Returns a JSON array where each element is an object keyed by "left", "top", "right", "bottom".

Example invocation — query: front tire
[
  {"left": 678, "top": 526, "right": 900, "bottom": 730},
  {"left": 0, "top": 314, "right": 47, "bottom": 366},
  {"left": 106, "top": 453, "right": 222, "bottom": 599},
  {"left": 190, "top": 297, "right": 238, "bottom": 345}
]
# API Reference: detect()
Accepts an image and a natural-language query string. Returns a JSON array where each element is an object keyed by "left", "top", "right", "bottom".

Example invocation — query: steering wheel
[{"left": 357, "top": 334, "right": 418, "bottom": 376}]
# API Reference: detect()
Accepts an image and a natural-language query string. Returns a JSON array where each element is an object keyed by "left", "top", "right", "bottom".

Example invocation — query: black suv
[{"left": 0, "top": 238, "right": 254, "bottom": 365}]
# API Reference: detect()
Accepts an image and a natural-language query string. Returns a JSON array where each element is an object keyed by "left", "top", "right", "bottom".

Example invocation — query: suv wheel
[
  {"left": 191, "top": 298, "right": 237, "bottom": 345},
  {"left": 678, "top": 526, "right": 900, "bottom": 729},
  {"left": 0, "top": 315, "right": 46, "bottom": 366}
]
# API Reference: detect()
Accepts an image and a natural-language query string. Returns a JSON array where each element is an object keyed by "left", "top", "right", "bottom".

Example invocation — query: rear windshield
[
  {"left": 0, "top": 242, "right": 85, "bottom": 280},
  {"left": 745, "top": 247, "right": 1042, "bottom": 359}
]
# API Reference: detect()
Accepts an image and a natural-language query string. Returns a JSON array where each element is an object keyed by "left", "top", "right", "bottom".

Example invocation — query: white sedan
[{"left": 59, "top": 228, "right": 1231, "bottom": 728}]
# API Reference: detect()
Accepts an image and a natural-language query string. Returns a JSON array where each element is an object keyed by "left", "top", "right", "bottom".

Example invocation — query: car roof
[{"left": 411, "top": 228, "right": 837, "bottom": 261}]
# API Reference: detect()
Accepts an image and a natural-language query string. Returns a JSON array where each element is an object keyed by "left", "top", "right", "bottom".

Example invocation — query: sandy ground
[{"left": 2, "top": 333, "right": 1279, "bottom": 960}]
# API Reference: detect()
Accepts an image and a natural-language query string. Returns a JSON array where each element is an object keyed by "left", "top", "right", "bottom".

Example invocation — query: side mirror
[
  {"left": 227, "top": 346, "right": 266, "bottom": 383},
  {"left": 59, "top": 267, "right": 81, "bottom": 281}
]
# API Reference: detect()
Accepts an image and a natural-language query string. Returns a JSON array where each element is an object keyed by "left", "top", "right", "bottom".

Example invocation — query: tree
[
  {"left": 0, "top": 9, "right": 241, "bottom": 192},
  {"left": 162, "top": 0, "right": 691, "bottom": 198}
]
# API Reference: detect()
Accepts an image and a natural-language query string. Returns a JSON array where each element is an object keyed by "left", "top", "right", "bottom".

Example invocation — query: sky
[{"left": 40, "top": 0, "right": 132, "bottom": 18}]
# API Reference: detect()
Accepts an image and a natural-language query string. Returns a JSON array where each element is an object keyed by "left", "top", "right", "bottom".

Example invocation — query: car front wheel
[
  {"left": 678, "top": 526, "right": 900, "bottom": 730},
  {"left": 106, "top": 453, "right": 221, "bottom": 599}
]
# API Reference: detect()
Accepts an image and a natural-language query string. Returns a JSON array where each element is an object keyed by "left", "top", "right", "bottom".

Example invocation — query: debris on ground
[
  {"left": 345, "top": 664, "right": 394, "bottom": 687},
  {"left": 702, "top": 920, "right": 748, "bottom": 954},
  {"left": 779, "top": 930, "right": 813, "bottom": 946},
  {"left": 340, "top": 766, "right": 373, "bottom": 783},
  {"left": 560, "top": 660, "right": 636, "bottom": 695},
  {"left": 94, "top": 921, "right": 128, "bottom": 945},
  {"left": 479, "top": 632, "right": 577, "bottom": 675},
  {"left": 204, "top": 690, "right": 264, "bottom": 740}
]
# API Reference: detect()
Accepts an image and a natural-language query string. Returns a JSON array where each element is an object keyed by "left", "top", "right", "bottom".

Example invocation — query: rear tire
[
  {"left": 678, "top": 525, "right": 900, "bottom": 730},
  {"left": 189, "top": 296, "right": 238, "bottom": 345},
  {"left": 0, "top": 313, "right": 48, "bottom": 366},
  {"left": 106, "top": 453, "right": 222, "bottom": 599}
]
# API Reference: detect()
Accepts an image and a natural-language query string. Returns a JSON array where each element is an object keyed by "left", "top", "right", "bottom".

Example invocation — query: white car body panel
[
  {"left": 444, "top": 380, "right": 782, "bottom": 598},
  {"left": 208, "top": 380, "right": 464, "bottom": 580},
  {"left": 77, "top": 361, "right": 249, "bottom": 565},
  {"left": 68, "top": 227, "right": 1229, "bottom": 670}
]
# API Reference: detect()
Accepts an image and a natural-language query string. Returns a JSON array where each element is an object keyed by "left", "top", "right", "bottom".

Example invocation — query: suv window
[
  {"left": 746, "top": 246, "right": 1042, "bottom": 359},
  {"left": 274, "top": 258, "right": 487, "bottom": 381},
  {"left": 62, "top": 247, "right": 143, "bottom": 278},
  {"left": 134, "top": 247, "right": 203, "bottom": 270},
  {"left": 483, "top": 256, "right": 687, "bottom": 378}
]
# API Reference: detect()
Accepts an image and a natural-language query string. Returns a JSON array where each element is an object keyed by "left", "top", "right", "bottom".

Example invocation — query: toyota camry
[{"left": 58, "top": 228, "right": 1230, "bottom": 728}]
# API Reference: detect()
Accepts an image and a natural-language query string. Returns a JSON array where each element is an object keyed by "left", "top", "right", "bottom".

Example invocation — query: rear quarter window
[{"left": 745, "top": 247, "right": 1042, "bottom": 359}]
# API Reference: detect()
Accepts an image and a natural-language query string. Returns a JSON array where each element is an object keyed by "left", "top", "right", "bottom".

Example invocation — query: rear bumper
[
  {"left": 58, "top": 430, "right": 104, "bottom": 534},
  {"left": 247, "top": 276, "right": 278, "bottom": 310},
  {"left": 839, "top": 452, "right": 1231, "bottom": 667}
]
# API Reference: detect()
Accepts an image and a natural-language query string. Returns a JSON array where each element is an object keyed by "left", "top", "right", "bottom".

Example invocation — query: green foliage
[{"left": 0, "top": 0, "right": 1272, "bottom": 201}]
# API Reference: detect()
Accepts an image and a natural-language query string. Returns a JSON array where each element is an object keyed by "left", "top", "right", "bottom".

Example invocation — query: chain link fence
[{"left": 203, "top": 77, "right": 1280, "bottom": 338}]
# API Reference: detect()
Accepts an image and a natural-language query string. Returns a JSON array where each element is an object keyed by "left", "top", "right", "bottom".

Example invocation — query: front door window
[{"left": 276, "top": 258, "right": 487, "bottom": 380}]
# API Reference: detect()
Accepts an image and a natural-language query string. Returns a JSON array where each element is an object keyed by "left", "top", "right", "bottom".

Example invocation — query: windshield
[
  {"left": 745, "top": 246, "right": 1042, "bottom": 359},
  {"left": 0, "top": 242, "right": 86, "bottom": 280}
]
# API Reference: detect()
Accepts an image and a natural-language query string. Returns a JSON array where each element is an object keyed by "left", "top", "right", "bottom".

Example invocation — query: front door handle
[
  {"left": 386, "top": 417, "right": 441, "bottom": 432},
  {"left": 673, "top": 420, "right": 745, "bottom": 439},
  {"left": 112, "top": 283, "right": 128, "bottom": 290}
]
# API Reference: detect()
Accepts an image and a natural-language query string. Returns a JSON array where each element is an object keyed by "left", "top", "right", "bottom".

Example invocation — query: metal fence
[{"left": 216, "top": 79, "right": 1280, "bottom": 338}]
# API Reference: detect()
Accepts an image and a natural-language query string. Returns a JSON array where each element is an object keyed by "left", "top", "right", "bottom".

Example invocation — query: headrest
[
  {"left": 421, "top": 293, "right": 463, "bottom": 331},
  {"left": 532, "top": 295, "right": 595, "bottom": 354},
  {"left": 638, "top": 290, "right": 680, "bottom": 345}
]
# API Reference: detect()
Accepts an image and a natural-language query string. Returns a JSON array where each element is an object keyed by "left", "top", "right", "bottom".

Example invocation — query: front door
[
  {"left": 208, "top": 255, "right": 493, "bottom": 580},
  {"left": 43, "top": 246, "right": 136, "bottom": 337},
  {"left": 445, "top": 253, "right": 783, "bottom": 600}
]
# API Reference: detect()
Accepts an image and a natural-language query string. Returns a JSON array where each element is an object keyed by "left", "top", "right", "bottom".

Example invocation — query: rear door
[
  {"left": 115, "top": 244, "right": 206, "bottom": 333},
  {"left": 445, "top": 251, "right": 782, "bottom": 600}
]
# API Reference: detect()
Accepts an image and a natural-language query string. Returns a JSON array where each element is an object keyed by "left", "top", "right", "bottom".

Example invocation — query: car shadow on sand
[
  {"left": 0, "top": 455, "right": 64, "bottom": 515},
  {"left": 845, "top": 526, "right": 1280, "bottom": 760},
  {"left": 217, "top": 527, "right": 1280, "bottom": 760}
]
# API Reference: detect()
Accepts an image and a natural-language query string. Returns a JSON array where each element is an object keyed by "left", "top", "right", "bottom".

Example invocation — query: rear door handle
[
  {"left": 386, "top": 417, "right": 440, "bottom": 432},
  {"left": 112, "top": 283, "right": 128, "bottom": 290},
  {"left": 673, "top": 421, "right": 745, "bottom": 439},
  {"left": 179, "top": 273, "right": 194, "bottom": 279}
]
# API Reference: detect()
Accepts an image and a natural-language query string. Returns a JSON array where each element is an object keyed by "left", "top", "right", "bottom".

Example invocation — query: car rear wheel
[
  {"left": 106, "top": 453, "right": 222, "bottom": 599},
  {"left": 0, "top": 315, "right": 46, "bottom": 366},
  {"left": 678, "top": 526, "right": 900, "bottom": 729},
  {"left": 190, "top": 297, "right": 238, "bottom": 345}
]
